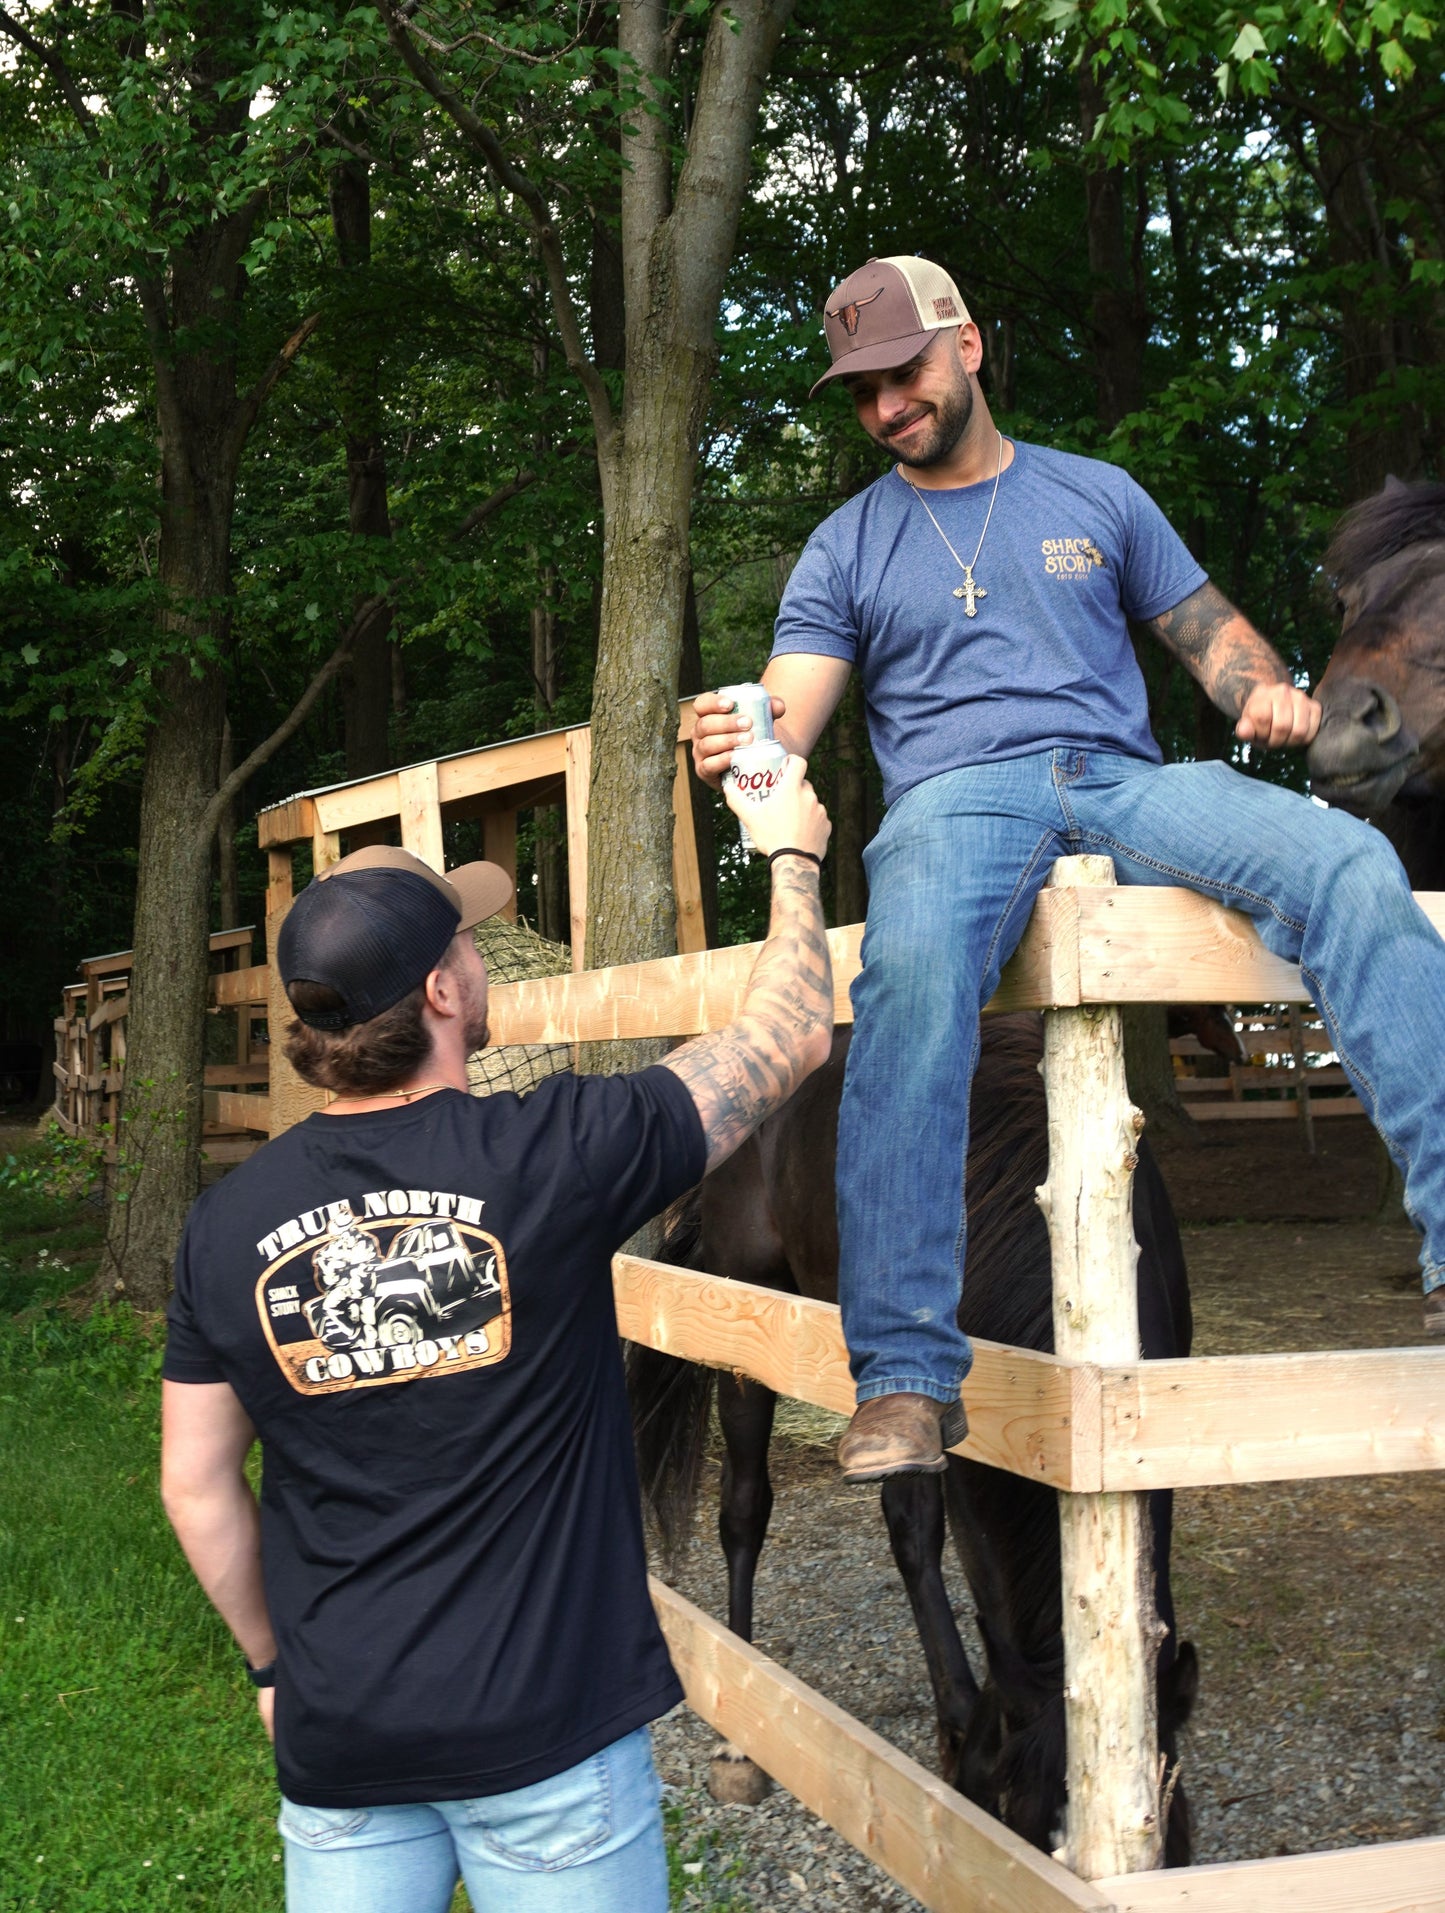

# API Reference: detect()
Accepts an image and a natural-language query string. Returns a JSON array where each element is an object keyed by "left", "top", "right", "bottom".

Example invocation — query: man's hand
[
  {"left": 1235, "top": 682, "right": 1321, "bottom": 750},
  {"left": 691, "top": 689, "right": 787, "bottom": 790},
  {"left": 1147, "top": 581, "right": 1319, "bottom": 751},
  {"left": 258, "top": 1687, "right": 275, "bottom": 1743},
  {"left": 723, "top": 753, "right": 831, "bottom": 863},
  {"left": 665, "top": 757, "right": 834, "bottom": 1172}
]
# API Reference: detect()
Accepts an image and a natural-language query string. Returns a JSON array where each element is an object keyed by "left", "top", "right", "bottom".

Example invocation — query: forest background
[{"left": 2, "top": 0, "right": 1443, "bottom": 1301}]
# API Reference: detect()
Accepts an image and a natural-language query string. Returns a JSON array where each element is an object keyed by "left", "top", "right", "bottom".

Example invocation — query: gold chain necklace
[
  {"left": 898, "top": 430, "right": 1005, "bottom": 618},
  {"left": 326, "top": 1082, "right": 454, "bottom": 1106}
]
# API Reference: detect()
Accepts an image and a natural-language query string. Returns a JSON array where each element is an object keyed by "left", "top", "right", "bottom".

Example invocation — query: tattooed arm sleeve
[
  {"left": 662, "top": 857, "right": 835, "bottom": 1174},
  {"left": 1144, "top": 580, "right": 1290, "bottom": 717}
]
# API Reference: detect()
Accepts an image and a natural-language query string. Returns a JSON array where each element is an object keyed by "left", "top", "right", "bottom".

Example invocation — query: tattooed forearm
[
  {"left": 663, "top": 860, "right": 835, "bottom": 1172},
  {"left": 1146, "top": 581, "right": 1291, "bottom": 719}
]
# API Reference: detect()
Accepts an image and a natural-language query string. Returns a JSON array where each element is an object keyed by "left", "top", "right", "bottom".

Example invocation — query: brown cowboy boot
[
  {"left": 838, "top": 1392, "right": 969, "bottom": 1484},
  {"left": 1425, "top": 1290, "right": 1445, "bottom": 1338}
]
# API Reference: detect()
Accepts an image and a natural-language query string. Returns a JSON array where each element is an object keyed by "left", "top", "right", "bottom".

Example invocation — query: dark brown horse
[
  {"left": 630, "top": 1012, "right": 1197, "bottom": 1863},
  {"left": 1308, "top": 478, "right": 1445, "bottom": 887}
]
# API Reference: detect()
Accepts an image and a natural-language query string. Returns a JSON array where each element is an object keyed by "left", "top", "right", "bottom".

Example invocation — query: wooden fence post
[{"left": 1037, "top": 854, "right": 1166, "bottom": 1880}]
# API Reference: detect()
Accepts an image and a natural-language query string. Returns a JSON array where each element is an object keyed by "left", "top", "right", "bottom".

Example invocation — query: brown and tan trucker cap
[
  {"left": 810, "top": 256, "right": 972, "bottom": 398},
  {"left": 278, "top": 845, "right": 514, "bottom": 1029},
  {"left": 319, "top": 843, "right": 513, "bottom": 932}
]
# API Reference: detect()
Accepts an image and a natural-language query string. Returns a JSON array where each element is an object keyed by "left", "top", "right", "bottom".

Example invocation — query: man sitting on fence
[
  {"left": 692, "top": 254, "right": 1445, "bottom": 1486},
  {"left": 158, "top": 762, "right": 832, "bottom": 1913}
]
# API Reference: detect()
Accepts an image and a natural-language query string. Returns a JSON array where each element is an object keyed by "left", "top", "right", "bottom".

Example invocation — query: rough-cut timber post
[{"left": 1036, "top": 854, "right": 1165, "bottom": 1880}]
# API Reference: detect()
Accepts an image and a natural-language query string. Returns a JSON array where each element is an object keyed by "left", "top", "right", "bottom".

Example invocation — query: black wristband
[
  {"left": 768, "top": 847, "right": 822, "bottom": 869},
  {"left": 245, "top": 1658, "right": 276, "bottom": 1688}
]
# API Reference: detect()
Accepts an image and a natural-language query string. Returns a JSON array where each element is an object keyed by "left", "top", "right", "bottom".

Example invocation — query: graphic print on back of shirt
[{"left": 255, "top": 1190, "right": 511, "bottom": 1396}]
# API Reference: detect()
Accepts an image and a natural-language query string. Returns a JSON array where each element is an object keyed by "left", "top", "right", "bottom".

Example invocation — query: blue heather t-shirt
[{"left": 771, "top": 440, "right": 1206, "bottom": 806}]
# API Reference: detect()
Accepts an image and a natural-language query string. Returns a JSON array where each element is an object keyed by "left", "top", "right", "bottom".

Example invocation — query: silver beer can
[
  {"left": 717, "top": 681, "right": 775, "bottom": 745},
  {"left": 726, "top": 739, "right": 789, "bottom": 853}
]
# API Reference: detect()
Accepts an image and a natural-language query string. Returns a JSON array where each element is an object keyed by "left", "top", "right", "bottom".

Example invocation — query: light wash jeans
[
  {"left": 838, "top": 748, "right": 1445, "bottom": 1405},
  {"left": 277, "top": 1725, "right": 667, "bottom": 1913}
]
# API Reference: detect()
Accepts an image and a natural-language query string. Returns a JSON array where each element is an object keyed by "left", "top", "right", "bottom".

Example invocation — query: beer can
[
  {"left": 726, "top": 739, "right": 789, "bottom": 854},
  {"left": 717, "top": 681, "right": 775, "bottom": 745}
]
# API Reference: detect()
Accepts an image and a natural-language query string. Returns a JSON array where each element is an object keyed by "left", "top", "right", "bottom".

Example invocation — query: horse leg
[
  {"left": 880, "top": 1471, "right": 982, "bottom": 1787},
  {"left": 708, "top": 1369, "right": 778, "bottom": 1805}
]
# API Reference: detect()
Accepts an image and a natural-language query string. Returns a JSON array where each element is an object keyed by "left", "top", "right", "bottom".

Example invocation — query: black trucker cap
[{"left": 278, "top": 844, "right": 513, "bottom": 1029}]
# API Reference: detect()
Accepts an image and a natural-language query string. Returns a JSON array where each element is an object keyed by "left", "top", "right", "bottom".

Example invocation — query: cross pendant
[{"left": 952, "top": 569, "right": 986, "bottom": 617}]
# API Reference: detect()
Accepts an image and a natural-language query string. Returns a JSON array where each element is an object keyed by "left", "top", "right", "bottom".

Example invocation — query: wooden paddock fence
[
  {"left": 47, "top": 707, "right": 1445, "bottom": 1909},
  {"left": 1172, "top": 1004, "right": 1364, "bottom": 1135},
  {"left": 478, "top": 866, "right": 1445, "bottom": 1913},
  {"left": 52, "top": 927, "right": 271, "bottom": 1164}
]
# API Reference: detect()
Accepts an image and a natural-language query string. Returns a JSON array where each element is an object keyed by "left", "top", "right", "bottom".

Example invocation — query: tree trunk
[
  {"left": 584, "top": 0, "right": 794, "bottom": 1015},
  {"left": 1079, "top": 68, "right": 1193, "bottom": 1144},
  {"left": 216, "top": 712, "right": 240, "bottom": 930},
  {"left": 109, "top": 544, "right": 230, "bottom": 1306},
  {"left": 678, "top": 567, "right": 717, "bottom": 946},
  {"left": 103, "top": 16, "right": 300, "bottom": 1305},
  {"left": 531, "top": 572, "right": 568, "bottom": 944},
  {"left": 831, "top": 676, "right": 868, "bottom": 927},
  {"left": 1078, "top": 64, "right": 1147, "bottom": 428},
  {"left": 1314, "top": 118, "right": 1426, "bottom": 496},
  {"left": 587, "top": 379, "right": 699, "bottom": 983},
  {"left": 331, "top": 153, "right": 395, "bottom": 778}
]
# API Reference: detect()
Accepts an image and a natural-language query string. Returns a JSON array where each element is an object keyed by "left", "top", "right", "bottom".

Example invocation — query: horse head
[{"left": 1308, "top": 479, "right": 1445, "bottom": 818}]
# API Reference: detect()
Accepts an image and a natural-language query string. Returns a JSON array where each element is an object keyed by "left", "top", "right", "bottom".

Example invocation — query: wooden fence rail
[
  {"left": 613, "top": 1259, "right": 1445, "bottom": 1493},
  {"left": 482, "top": 887, "right": 1445, "bottom": 1046},
  {"left": 52, "top": 931, "right": 271, "bottom": 1160}
]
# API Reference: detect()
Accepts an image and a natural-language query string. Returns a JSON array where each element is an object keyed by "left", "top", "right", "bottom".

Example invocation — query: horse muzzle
[{"left": 1307, "top": 675, "right": 1421, "bottom": 815}]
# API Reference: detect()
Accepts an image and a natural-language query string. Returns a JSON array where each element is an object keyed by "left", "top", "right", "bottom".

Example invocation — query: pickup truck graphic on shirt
[
  {"left": 303, "top": 1221, "right": 503, "bottom": 1352},
  {"left": 257, "top": 1207, "right": 512, "bottom": 1394}
]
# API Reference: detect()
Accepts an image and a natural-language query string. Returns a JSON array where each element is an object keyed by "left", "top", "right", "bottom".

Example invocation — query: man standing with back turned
[
  {"left": 692, "top": 254, "right": 1445, "bottom": 1485},
  {"left": 160, "top": 760, "right": 831, "bottom": 1912}
]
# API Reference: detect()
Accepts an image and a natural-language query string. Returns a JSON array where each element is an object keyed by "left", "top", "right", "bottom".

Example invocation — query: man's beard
[
  {"left": 460, "top": 970, "right": 490, "bottom": 1052},
  {"left": 871, "top": 368, "right": 973, "bottom": 469}
]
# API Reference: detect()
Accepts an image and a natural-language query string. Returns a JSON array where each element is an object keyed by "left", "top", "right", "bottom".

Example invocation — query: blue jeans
[
  {"left": 277, "top": 1726, "right": 667, "bottom": 1913},
  {"left": 838, "top": 749, "right": 1445, "bottom": 1403}
]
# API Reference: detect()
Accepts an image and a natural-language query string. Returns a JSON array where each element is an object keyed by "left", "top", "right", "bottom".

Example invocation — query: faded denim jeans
[
  {"left": 837, "top": 748, "right": 1445, "bottom": 1405},
  {"left": 278, "top": 1725, "right": 667, "bottom": 1913}
]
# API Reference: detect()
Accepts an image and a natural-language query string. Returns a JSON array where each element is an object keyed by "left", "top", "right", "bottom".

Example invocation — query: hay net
[{"left": 466, "top": 918, "right": 574, "bottom": 1098}]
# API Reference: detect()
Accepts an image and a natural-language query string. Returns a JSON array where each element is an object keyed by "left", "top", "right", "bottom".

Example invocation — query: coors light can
[
  {"left": 717, "top": 681, "right": 776, "bottom": 746},
  {"left": 727, "top": 739, "right": 789, "bottom": 854}
]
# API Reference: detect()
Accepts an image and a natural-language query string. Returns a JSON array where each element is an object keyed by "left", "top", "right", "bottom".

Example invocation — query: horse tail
[{"left": 625, "top": 1185, "right": 716, "bottom": 1572}]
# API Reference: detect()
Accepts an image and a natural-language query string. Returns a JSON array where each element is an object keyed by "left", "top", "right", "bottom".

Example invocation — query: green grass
[
  {"left": 0, "top": 1128, "right": 107, "bottom": 1314},
  {"left": 0, "top": 1149, "right": 751, "bottom": 1913},
  {"left": 0, "top": 1306, "right": 283, "bottom": 1912}
]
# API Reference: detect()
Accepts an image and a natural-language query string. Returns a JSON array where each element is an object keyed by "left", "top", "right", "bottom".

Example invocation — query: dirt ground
[{"left": 653, "top": 1113, "right": 1445, "bottom": 1908}]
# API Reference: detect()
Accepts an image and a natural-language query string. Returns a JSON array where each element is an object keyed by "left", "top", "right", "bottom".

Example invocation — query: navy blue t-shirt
[
  {"left": 771, "top": 440, "right": 1206, "bottom": 805},
  {"left": 164, "top": 1070, "right": 706, "bottom": 1807}
]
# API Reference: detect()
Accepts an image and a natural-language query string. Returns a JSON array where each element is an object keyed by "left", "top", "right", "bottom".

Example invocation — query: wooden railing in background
[{"left": 52, "top": 929, "right": 270, "bottom": 1163}]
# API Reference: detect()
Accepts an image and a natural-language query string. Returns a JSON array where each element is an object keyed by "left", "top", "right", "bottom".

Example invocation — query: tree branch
[
  {"left": 134, "top": 274, "right": 197, "bottom": 518},
  {"left": 196, "top": 607, "right": 374, "bottom": 850},
  {"left": 619, "top": 0, "right": 671, "bottom": 337},
  {"left": 230, "top": 311, "right": 323, "bottom": 461},
  {"left": 0, "top": 8, "right": 97, "bottom": 139},
  {"left": 375, "top": 0, "right": 616, "bottom": 463},
  {"left": 451, "top": 468, "right": 539, "bottom": 540},
  {"left": 198, "top": 447, "right": 544, "bottom": 848}
]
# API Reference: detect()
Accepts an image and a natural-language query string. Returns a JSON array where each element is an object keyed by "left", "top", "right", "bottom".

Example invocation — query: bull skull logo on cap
[{"left": 827, "top": 285, "right": 885, "bottom": 336}]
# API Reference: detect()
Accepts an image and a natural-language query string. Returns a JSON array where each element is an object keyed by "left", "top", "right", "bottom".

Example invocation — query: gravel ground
[{"left": 648, "top": 1200, "right": 1445, "bottom": 1909}]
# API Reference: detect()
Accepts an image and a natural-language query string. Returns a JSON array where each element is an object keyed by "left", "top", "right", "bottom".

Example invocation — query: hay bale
[{"left": 467, "top": 918, "right": 573, "bottom": 1099}]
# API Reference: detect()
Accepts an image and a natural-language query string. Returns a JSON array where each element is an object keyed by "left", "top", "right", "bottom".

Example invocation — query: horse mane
[{"left": 1323, "top": 478, "right": 1445, "bottom": 588}]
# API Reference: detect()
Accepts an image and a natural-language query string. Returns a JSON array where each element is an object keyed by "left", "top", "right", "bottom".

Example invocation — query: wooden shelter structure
[{"left": 254, "top": 702, "right": 704, "bottom": 1135}]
